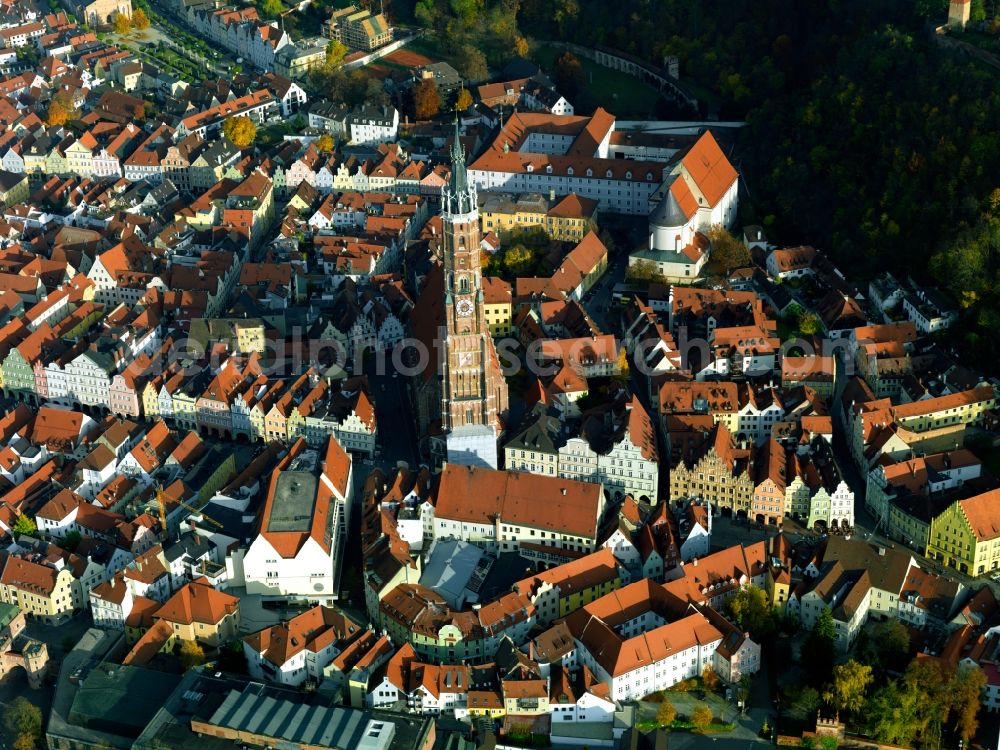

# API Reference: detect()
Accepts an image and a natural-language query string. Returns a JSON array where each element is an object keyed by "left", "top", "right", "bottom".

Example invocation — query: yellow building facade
[
  {"left": 480, "top": 193, "right": 598, "bottom": 243},
  {"left": 928, "top": 490, "right": 1000, "bottom": 576}
]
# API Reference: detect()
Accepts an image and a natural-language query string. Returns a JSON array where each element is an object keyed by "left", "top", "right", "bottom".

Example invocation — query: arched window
[
  {"left": 606, "top": 169, "right": 613, "bottom": 178},
  {"left": 459, "top": 276, "right": 470, "bottom": 294},
  {"left": 567, "top": 167, "right": 574, "bottom": 176},
  {"left": 586, "top": 168, "right": 593, "bottom": 177},
  {"left": 625, "top": 171, "right": 632, "bottom": 179}
]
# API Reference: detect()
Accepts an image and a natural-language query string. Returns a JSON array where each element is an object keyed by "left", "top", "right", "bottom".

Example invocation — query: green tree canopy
[
  {"left": 804, "top": 608, "right": 836, "bottom": 687},
  {"left": 326, "top": 39, "right": 347, "bottom": 67},
  {"left": 259, "top": 0, "right": 285, "bottom": 19},
  {"left": 824, "top": 660, "right": 873, "bottom": 715},
  {"left": 3, "top": 699, "right": 42, "bottom": 739},
  {"left": 12, "top": 514, "right": 36, "bottom": 536},
  {"left": 725, "top": 585, "right": 777, "bottom": 642}
]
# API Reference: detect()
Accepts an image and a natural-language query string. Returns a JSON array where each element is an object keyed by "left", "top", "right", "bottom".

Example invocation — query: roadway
[
  {"left": 580, "top": 252, "right": 630, "bottom": 334},
  {"left": 366, "top": 358, "right": 421, "bottom": 474}
]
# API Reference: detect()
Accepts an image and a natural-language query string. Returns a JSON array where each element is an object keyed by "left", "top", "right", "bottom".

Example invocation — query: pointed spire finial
[{"left": 448, "top": 109, "right": 468, "bottom": 211}]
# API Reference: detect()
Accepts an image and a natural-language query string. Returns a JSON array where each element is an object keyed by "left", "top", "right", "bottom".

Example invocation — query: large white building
[
  {"left": 565, "top": 578, "right": 760, "bottom": 700},
  {"left": 237, "top": 435, "right": 353, "bottom": 599},
  {"left": 348, "top": 106, "right": 400, "bottom": 146},
  {"left": 468, "top": 109, "right": 668, "bottom": 215},
  {"left": 628, "top": 129, "right": 739, "bottom": 283},
  {"left": 427, "top": 464, "right": 606, "bottom": 567},
  {"left": 556, "top": 396, "right": 659, "bottom": 503}
]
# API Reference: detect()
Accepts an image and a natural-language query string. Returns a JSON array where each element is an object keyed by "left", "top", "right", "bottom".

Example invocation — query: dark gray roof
[
  {"left": 649, "top": 183, "right": 687, "bottom": 229},
  {"left": 163, "top": 531, "right": 216, "bottom": 563},
  {"left": 0, "top": 170, "right": 25, "bottom": 192},
  {"left": 505, "top": 404, "right": 564, "bottom": 453}
]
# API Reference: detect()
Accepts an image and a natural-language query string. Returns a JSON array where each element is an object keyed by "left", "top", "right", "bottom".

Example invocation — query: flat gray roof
[{"left": 269, "top": 471, "right": 319, "bottom": 532}]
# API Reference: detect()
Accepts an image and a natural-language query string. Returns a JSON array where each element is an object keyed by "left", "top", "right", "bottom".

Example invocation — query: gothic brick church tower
[{"left": 440, "top": 118, "right": 508, "bottom": 469}]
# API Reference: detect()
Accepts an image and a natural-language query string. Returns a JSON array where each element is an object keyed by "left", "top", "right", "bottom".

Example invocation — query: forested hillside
[{"left": 400, "top": 0, "right": 1000, "bottom": 360}]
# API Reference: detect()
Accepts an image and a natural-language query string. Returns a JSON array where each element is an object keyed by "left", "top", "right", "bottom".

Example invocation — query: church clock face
[{"left": 456, "top": 299, "right": 474, "bottom": 317}]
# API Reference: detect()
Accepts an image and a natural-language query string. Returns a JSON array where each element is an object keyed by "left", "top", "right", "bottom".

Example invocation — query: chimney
[{"left": 693, "top": 558, "right": 698, "bottom": 566}]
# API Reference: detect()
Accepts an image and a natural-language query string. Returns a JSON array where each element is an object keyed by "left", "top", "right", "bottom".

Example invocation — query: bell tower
[{"left": 440, "top": 116, "right": 508, "bottom": 469}]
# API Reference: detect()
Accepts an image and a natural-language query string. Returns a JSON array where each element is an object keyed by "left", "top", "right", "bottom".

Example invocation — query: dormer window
[
  {"left": 567, "top": 167, "right": 574, "bottom": 176},
  {"left": 545, "top": 165, "right": 552, "bottom": 174},
  {"left": 527, "top": 164, "right": 534, "bottom": 172},
  {"left": 586, "top": 168, "right": 593, "bottom": 177},
  {"left": 606, "top": 169, "right": 613, "bottom": 178},
  {"left": 625, "top": 171, "right": 632, "bottom": 179}
]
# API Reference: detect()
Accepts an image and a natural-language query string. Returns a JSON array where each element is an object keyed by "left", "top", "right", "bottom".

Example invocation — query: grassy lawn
[{"left": 534, "top": 44, "right": 662, "bottom": 118}]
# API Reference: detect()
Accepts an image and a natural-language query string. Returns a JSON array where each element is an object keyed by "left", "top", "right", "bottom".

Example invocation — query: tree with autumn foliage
[
  {"left": 46, "top": 100, "right": 71, "bottom": 126},
  {"left": 131, "top": 8, "right": 149, "bottom": 29},
  {"left": 222, "top": 115, "right": 256, "bottom": 148},
  {"left": 112, "top": 12, "right": 131, "bottom": 34},
  {"left": 46, "top": 89, "right": 78, "bottom": 126},
  {"left": 553, "top": 51, "right": 585, "bottom": 96},
  {"left": 315, "top": 133, "right": 334, "bottom": 152},
  {"left": 707, "top": 224, "right": 751, "bottom": 274},
  {"left": 455, "top": 87, "right": 473, "bottom": 112},
  {"left": 691, "top": 703, "right": 713, "bottom": 729},
  {"left": 326, "top": 39, "right": 347, "bottom": 67},
  {"left": 412, "top": 78, "right": 441, "bottom": 120},
  {"left": 177, "top": 639, "right": 204, "bottom": 670},
  {"left": 951, "top": 664, "right": 987, "bottom": 744},
  {"left": 655, "top": 698, "right": 676, "bottom": 727},
  {"left": 701, "top": 665, "right": 721, "bottom": 693},
  {"left": 824, "top": 659, "right": 872, "bottom": 716}
]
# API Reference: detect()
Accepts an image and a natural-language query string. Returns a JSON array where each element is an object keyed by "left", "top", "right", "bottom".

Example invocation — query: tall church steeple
[
  {"left": 438, "top": 114, "right": 508, "bottom": 469},
  {"left": 443, "top": 114, "right": 474, "bottom": 216}
]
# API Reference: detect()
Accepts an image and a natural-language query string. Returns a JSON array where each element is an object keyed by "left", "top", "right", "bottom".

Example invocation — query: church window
[
  {"left": 466, "top": 409, "right": 474, "bottom": 423},
  {"left": 459, "top": 276, "right": 470, "bottom": 294}
]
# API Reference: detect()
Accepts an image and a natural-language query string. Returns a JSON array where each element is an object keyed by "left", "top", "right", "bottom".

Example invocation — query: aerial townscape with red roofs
[{"left": 0, "top": 0, "right": 997, "bottom": 748}]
